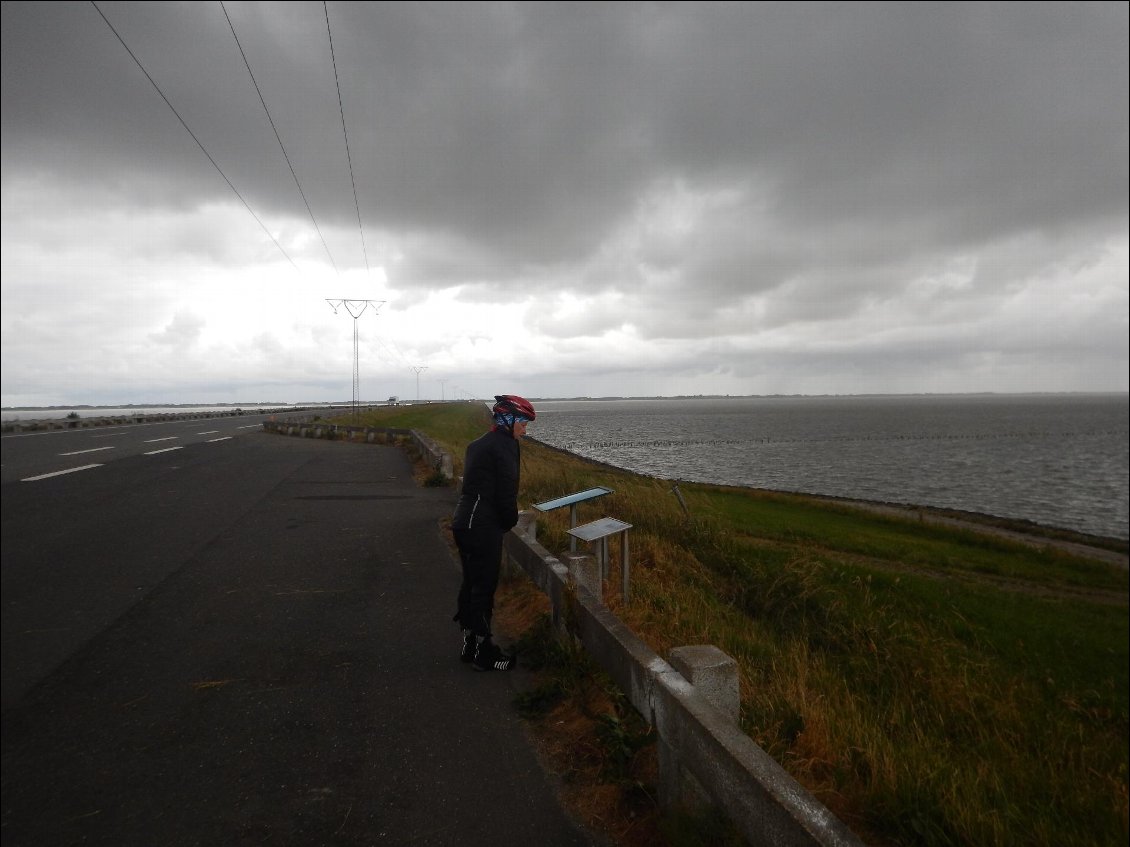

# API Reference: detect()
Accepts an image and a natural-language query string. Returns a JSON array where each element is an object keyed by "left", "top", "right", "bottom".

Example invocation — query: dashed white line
[
  {"left": 143, "top": 436, "right": 179, "bottom": 444},
  {"left": 19, "top": 433, "right": 235, "bottom": 480},
  {"left": 236, "top": 424, "right": 261, "bottom": 430},
  {"left": 22, "top": 464, "right": 104, "bottom": 482},
  {"left": 197, "top": 430, "right": 220, "bottom": 435},
  {"left": 59, "top": 446, "right": 116, "bottom": 456}
]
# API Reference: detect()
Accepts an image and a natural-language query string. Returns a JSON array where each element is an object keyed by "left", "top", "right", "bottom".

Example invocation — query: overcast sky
[{"left": 2, "top": 1, "right": 1127, "bottom": 406}]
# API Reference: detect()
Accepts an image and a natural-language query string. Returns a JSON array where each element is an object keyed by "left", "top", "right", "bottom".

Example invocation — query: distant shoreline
[{"left": 5, "top": 389, "right": 1128, "bottom": 412}]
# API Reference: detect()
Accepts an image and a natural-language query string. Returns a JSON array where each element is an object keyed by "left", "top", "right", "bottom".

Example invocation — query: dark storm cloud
[
  {"left": 5, "top": 3, "right": 1125, "bottom": 273},
  {"left": 2, "top": 1, "right": 1126, "bottom": 402}
]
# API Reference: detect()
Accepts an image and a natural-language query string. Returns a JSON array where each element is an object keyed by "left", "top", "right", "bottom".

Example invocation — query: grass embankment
[{"left": 344, "top": 402, "right": 1129, "bottom": 847}]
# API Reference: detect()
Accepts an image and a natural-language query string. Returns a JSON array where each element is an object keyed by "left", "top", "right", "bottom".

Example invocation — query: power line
[
  {"left": 387, "top": 337, "right": 420, "bottom": 371},
  {"left": 220, "top": 1, "right": 339, "bottom": 274},
  {"left": 89, "top": 1, "right": 300, "bottom": 271},
  {"left": 373, "top": 337, "right": 409, "bottom": 369},
  {"left": 323, "top": 1, "right": 370, "bottom": 274}
]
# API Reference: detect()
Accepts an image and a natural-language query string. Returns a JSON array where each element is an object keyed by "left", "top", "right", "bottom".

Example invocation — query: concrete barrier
[
  {"left": 504, "top": 515, "right": 864, "bottom": 847},
  {"left": 261, "top": 418, "right": 454, "bottom": 483}
]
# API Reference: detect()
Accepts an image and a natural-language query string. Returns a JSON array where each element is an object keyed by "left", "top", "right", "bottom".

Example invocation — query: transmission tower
[
  {"left": 410, "top": 365, "right": 428, "bottom": 403},
  {"left": 326, "top": 299, "right": 384, "bottom": 421}
]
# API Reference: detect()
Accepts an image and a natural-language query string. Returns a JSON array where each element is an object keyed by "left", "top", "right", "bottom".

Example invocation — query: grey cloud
[
  {"left": 149, "top": 310, "right": 205, "bottom": 346},
  {"left": 3, "top": 1, "right": 1126, "bottom": 402},
  {"left": 7, "top": 4, "right": 1125, "bottom": 259}
]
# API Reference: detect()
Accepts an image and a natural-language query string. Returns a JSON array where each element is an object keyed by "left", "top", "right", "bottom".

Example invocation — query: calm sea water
[{"left": 529, "top": 395, "right": 1129, "bottom": 541}]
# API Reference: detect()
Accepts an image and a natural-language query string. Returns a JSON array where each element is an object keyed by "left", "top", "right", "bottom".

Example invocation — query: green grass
[
  {"left": 345, "top": 402, "right": 490, "bottom": 475},
  {"left": 703, "top": 489, "right": 1128, "bottom": 590},
  {"left": 336, "top": 402, "right": 1130, "bottom": 847}
]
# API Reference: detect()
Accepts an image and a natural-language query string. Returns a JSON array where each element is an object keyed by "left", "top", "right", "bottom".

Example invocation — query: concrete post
[
  {"left": 504, "top": 512, "right": 538, "bottom": 578},
  {"left": 561, "top": 552, "right": 601, "bottom": 603},
  {"left": 660, "top": 645, "right": 742, "bottom": 811},
  {"left": 668, "top": 645, "right": 741, "bottom": 724},
  {"left": 514, "top": 511, "right": 537, "bottom": 541}
]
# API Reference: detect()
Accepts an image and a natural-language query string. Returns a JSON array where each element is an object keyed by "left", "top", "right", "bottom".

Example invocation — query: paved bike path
[{"left": 1, "top": 435, "right": 595, "bottom": 846}]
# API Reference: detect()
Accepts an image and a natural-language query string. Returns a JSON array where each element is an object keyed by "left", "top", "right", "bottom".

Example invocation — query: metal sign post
[
  {"left": 567, "top": 517, "right": 633, "bottom": 603},
  {"left": 533, "top": 486, "right": 614, "bottom": 551}
]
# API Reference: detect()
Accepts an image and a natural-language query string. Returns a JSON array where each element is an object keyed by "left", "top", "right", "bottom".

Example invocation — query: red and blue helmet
[{"left": 492, "top": 394, "right": 536, "bottom": 429}]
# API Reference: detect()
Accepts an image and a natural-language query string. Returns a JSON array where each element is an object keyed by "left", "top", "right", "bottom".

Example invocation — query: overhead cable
[
  {"left": 221, "top": 1, "right": 339, "bottom": 274},
  {"left": 374, "top": 337, "right": 412, "bottom": 369},
  {"left": 324, "top": 1, "right": 371, "bottom": 274},
  {"left": 90, "top": 1, "right": 299, "bottom": 271}
]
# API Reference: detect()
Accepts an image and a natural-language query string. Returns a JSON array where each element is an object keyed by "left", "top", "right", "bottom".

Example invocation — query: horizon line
[{"left": 5, "top": 389, "right": 1128, "bottom": 411}]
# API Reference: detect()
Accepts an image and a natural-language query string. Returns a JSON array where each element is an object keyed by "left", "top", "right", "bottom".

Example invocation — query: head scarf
[{"left": 493, "top": 411, "right": 531, "bottom": 431}]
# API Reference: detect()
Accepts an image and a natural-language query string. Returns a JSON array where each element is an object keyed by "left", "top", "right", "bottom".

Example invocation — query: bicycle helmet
[{"left": 492, "top": 394, "right": 536, "bottom": 430}]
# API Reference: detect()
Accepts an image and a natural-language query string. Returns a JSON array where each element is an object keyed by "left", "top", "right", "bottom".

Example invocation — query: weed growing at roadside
[
  {"left": 423, "top": 468, "right": 449, "bottom": 487},
  {"left": 507, "top": 611, "right": 664, "bottom": 843}
]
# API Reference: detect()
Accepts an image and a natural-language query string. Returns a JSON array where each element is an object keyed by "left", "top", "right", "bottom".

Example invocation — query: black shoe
[
  {"left": 472, "top": 638, "right": 516, "bottom": 672},
  {"left": 460, "top": 629, "right": 476, "bottom": 663}
]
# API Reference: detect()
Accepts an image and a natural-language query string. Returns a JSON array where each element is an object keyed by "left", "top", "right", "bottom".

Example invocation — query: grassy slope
[{"left": 343, "top": 403, "right": 1129, "bottom": 847}]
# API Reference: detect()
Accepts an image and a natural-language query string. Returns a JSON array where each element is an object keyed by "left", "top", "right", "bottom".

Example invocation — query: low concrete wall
[
  {"left": 261, "top": 419, "right": 454, "bottom": 482},
  {"left": 408, "top": 429, "right": 455, "bottom": 481},
  {"left": 504, "top": 517, "right": 864, "bottom": 847}
]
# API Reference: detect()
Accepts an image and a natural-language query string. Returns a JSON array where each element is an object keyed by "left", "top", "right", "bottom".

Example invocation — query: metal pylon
[{"left": 326, "top": 299, "right": 384, "bottom": 422}]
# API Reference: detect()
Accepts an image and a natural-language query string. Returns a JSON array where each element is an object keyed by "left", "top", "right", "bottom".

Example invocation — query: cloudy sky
[{"left": 2, "top": 1, "right": 1127, "bottom": 407}]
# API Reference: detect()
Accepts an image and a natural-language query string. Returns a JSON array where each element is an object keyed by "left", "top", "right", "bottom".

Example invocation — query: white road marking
[
  {"left": 59, "top": 446, "right": 116, "bottom": 456},
  {"left": 15, "top": 426, "right": 247, "bottom": 482},
  {"left": 21, "top": 464, "right": 103, "bottom": 482},
  {"left": 143, "top": 436, "right": 179, "bottom": 443}
]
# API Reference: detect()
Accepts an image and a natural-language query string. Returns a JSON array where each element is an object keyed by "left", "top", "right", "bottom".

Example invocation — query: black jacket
[{"left": 451, "top": 428, "right": 520, "bottom": 532}]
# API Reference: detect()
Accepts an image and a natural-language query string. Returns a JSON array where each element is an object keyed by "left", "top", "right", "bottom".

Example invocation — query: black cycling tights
[{"left": 452, "top": 526, "right": 504, "bottom": 637}]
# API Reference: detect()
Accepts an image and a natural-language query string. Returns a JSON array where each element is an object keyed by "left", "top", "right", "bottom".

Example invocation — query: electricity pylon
[
  {"left": 410, "top": 365, "right": 428, "bottom": 403},
  {"left": 326, "top": 299, "right": 384, "bottom": 422}
]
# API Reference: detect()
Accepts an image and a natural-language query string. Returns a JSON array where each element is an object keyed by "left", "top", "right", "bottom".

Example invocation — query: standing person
[{"left": 450, "top": 395, "right": 536, "bottom": 671}]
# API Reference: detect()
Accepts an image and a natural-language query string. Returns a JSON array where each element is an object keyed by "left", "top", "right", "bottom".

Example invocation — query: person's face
[{"left": 512, "top": 419, "right": 529, "bottom": 439}]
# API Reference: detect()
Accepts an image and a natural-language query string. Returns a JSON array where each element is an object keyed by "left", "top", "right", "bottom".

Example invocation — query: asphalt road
[
  {"left": 0, "top": 409, "right": 308, "bottom": 484},
  {"left": 1, "top": 430, "right": 595, "bottom": 846}
]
